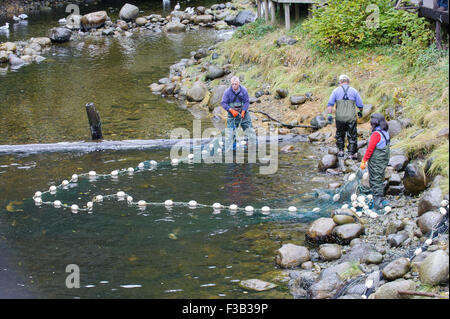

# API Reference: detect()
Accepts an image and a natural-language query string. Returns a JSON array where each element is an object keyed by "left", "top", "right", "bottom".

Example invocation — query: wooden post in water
[{"left": 85, "top": 102, "right": 103, "bottom": 140}]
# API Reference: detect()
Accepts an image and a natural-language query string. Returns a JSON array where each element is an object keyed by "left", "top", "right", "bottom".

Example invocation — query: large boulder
[
  {"left": 318, "top": 154, "right": 337, "bottom": 172},
  {"left": 389, "top": 155, "right": 409, "bottom": 172},
  {"left": 205, "top": 65, "right": 224, "bottom": 80},
  {"left": 418, "top": 187, "right": 443, "bottom": 216},
  {"left": 164, "top": 21, "right": 186, "bottom": 32},
  {"left": 418, "top": 250, "right": 449, "bottom": 286},
  {"left": 290, "top": 95, "right": 307, "bottom": 105},
  {"left": 306, "top": 218, "right": 337, "bottom": 243},
  {"left": 186, "top": 81, "right": 207, "bottom": 102},
  {"left": 382, "top": 258, "right": 411, "bottom": 281},
  {"left": 233, "top": 10, "right": 256, "bottom": 26},
  {"left": 403, "top": 163, "right": 426, "bottom": 195},
  {"left": 387, "top": 231, "right": 409, "bottom": 247},
  {"left": 119, "top": 3, "right": 139, "bottom": 21},
  {"left": 276, "top": 244, "right": 310, "bottom": 268},
  {"left": 31, "top": 37, "right": 51, "bottom": 46},
  {"left": 417, "top": 211, "right": 444, "bottom": 234},
  {"left": 81, "top": 11, "right": 108, "bottom": 30},
  {"left": 239, "top": 279, "right": 277, "bottom": 291},
  {"left": 208, "top": 85, "right": 227, "bottom": 110},
  {"left": 310, "top": 273, "right": 344, "bottom": 299},
  {"left": 193, "top": 15, "right": 214, "bottom": 24},
  {"left": 388, "top": 119, "right": 403, "bottom": 138},
  {"left": 310, "top": 115, "right": 327, "bottom": 129},
  {"left": 332, "top": 223, "right": 365, "bottom": 244},
  {"left": 373, "top": 279, "right": 416, "bottom": 299},
  {"left": 48, "top": 27, "right": 72, "bottom": 43},
  {"left": 318, "top": 244, "right": 342, "bottom": 261}
]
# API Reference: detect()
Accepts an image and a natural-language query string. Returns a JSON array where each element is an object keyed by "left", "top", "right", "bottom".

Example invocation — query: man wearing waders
[
  {"left": 360, "top": 113, "right": 390, "bottom": 210},
  {"left": 327, "top": 75, "right": 364, "bottom": 159},
  {"left": 221, "top": 76, "right": 254, "bottom": 151}
]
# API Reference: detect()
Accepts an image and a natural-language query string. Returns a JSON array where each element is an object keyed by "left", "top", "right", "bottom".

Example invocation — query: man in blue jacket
[
  {"left": 327, "top": 74, "right": 364, "bottom": 159},
  {"left": 221, "top": 76, "right": 253, "bottom": 150}
]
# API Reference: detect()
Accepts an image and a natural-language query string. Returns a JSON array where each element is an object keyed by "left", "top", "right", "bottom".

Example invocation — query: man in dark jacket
[
  {"left": 327, "top": 74, "right": 364, "bottom": 159},
  {"left": 221, "top": 76, "right": 254, "bottom": 150}
]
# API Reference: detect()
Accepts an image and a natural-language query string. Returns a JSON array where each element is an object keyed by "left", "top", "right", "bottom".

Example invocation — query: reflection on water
[
  {"left": 0, "top": 144, "right": 341, "bottom": 298},
  {"left": 0, "top": 0, "right": 227, "bottom": 145}
]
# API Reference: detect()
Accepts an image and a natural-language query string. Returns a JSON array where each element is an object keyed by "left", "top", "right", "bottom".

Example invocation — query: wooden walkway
[{"left": 256, "top": 0, "right": 320, "bottom": 30}]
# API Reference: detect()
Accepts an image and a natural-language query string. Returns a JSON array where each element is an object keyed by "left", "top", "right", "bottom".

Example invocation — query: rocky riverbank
[{"left": 151, "top": 0, "right": 449, "bottom": 299}]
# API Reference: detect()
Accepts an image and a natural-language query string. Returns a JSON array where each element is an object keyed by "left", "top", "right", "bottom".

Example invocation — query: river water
[{"left": 0, "top": 0, "right": 340, "bottom": 298}]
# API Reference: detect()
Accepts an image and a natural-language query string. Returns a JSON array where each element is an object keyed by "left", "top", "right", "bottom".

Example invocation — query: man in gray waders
[
  {"left": 326, "top": 74, "right": 364, "bottom": 159},
  {"left": 221, "top": 76, "right": 255, "bottom": 151}
]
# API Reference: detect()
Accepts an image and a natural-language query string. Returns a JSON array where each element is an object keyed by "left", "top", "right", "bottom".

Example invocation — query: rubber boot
[{"left": 373, "top": 196, "right": 384, "bottom": 210}]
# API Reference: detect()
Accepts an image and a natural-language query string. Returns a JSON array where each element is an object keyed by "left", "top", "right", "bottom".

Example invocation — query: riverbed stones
[
  {"left": 318, "top": 154, "right": 337, "bottom": 172},
  {"left": 66, "top": 14, "right": 82, "bottom": 30},
  {"left": 149, "top": 83, "right": 165, "bottom": 92},
  {"left": 318, "top": 244, "right": 342, "bottom": 261},
  {"left": 276, "top": 244, "right": 310, "bottom": 268},
  {"left": 417, "top": 211, "right": 444, "bottom": 234},
  {"left": 310, "top": 273, "right": 344, "bottom": 299},
  {"left": 194, "top": 15, "right": 214, "bottom": 24},
  {"left": 8, "top": 54, "right": 25, "bottom": 67},
  {"left": 31, "top": 37, "right": 51, "bottom": 47},
  {"left": 363, "top": 251, "right": 383, "bottom": 264},
  {"left": 214, "top": 20, "right": 229, "bottom": 30},
  {"left": 205, "top": 64, "right": 224, "bottom": 80},
  {"left": 276, "top": 36, "right": 297, "bottom": 47},
  {"left": 194, "top": 48, "right": 208, "bottom": 60},
  {"left": 332, "top": 223, "right": 365, "bottom": 244},
  {"left": 373, "top": 279, "right": 416, "bottom": 299},
  {"left": 0, "top": 42, "right": 17, "bottom": 52},
  {"left": 186, "top": 81, "right": 207, "bottom": 102},
  {"left": 81, "top": 11, "right": 108, "bottom": 30},
  {"left": 387, "top": 231, "right": 409, "bottom": 247},
  {"left": 382, "top": 257, "right": 411, "bottom": 281},
  {"left": 290, "top": 95, "right": 307, "bottom": 106},
  {"left": 306, "top": 218, "right": 336, "bottom": 243},
  {"left": 418, "top": 250, "right": 449, "bottom": 286},
  {"left": 239, "top": 279, "right": 277, "bottom": 291},
  {"left": 49, "top": 27, "right": 72, "bottom": 43},
  {"left": 164, "top": 21, "right": 186, "bottom": 32},
  {"left": 418, "top": 186, "right": 443, "bottom": 216},
  {"left": 119, "top": 3, "right": 139, "bottom": 21},
  {"left": 332, "top": 214, "right": 355, "bottom": 225}
]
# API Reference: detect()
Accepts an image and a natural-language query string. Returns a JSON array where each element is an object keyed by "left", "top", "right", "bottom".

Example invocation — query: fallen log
[{"left": 250, "top": 110, "right": 318, "bottom": 129}]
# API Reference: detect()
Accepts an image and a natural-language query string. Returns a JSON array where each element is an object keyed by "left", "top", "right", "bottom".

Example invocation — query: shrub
[
  {"left": 233, "top": 18, "right": 275, "bottom": 40},
  {"left": 303, "top": 0, "right": 433, "bottom": 53}
]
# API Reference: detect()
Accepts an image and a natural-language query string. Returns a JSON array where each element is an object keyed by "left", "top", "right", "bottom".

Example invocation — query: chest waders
[
  {"left": 225, "top": 89, "right": 255, "bottom": 151},
  {"left": 368, "top": 130, "right": 390, "bottom": 198},
  {"left": 335, "top": 86, "right": 358, "bottom": 154}
]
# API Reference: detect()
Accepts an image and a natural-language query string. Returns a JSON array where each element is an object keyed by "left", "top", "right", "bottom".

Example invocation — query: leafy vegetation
[{"left": 233, "top": 18, "right": 275, "bottom": 40}]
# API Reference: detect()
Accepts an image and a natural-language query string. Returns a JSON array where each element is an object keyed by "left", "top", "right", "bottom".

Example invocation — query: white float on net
[
  {"left": 441, "top": 200, "right": 449, "bottom": 207},
  {"left": 71, "top": 204, "right": 79, "bottom": 212},
  {"left": 111, "top": 170, "right": 119, "bottom": 177},
  {"left": 53, "top": 200, "right": 62, "bottom": 208},
  {"left": 288, "top": 206, "right": 297, "bottom": 212},
  {"left": 341, "top": 204, "right": 349, "bottom": 209},
  {"left": 245, "top": 206, "right": 254, "bottom": 212},
  {"left": 62, "top": 180, "right": 69, "bottom": 186},
  {"left": 312, "top": 207, "right": 320, "bottom": 213},
  {"left": 439, "top": 207, "right": 447, "bottom": 215},
  {"left": 34, "top": 197, "right": 42, "bottom": 204},
  {"left": 348, "top": 174, "right": 356, "bottom": 182},
  {"left": 165, "top": 199, "right": 174, "bottom": 206},
  {"left": 138, "top": 162, "right": 145, "bottom": 169},
  {"left": 261, "top": 206, "right": 270, "bottom": 213},
  {"left": 150, "top": 160, "right": 157, "bottom": 166},
  {"left": 229, "top": 204, "right": 238, "bottom": 210},
  {"left": 96, "top": 195, "right": 103, "bottom": 202},
  {"left": 365, "top": 279, "right": 373, "bottom": 289},
  {"left": 187, "top": 154, "right": 194, "bottom": 160},
  {"left": 138, "top": 200, "right": 146, "bottom": 206},
  {"left": 384, "top": 206, "right": 392, "bottom": 213},
  {"left": 34, "top": 191, "right": 42, "bottom": 198},
  {"left": 127, "top": 196, "right": 133, "bottom": 203},
  {"left": 425, "top": 238, "right": 433, "bottom": 246},
  {"left": 71, "top": 174, "right": 78, "bottom": 182},
  {"left": 117, "top": 191, "right": 125, "bottom": 198},
  {"left": 333, "top": 194, "right": 340, "bottom": 202},
  {"left": 351, "top": 194, "right": 357, "bottom": 202},
  {"left": 188, "top": 200, "right": 197, "bottom": 207},
  {"left": 171, "top": 158, "right": 179, "bottom": 165},
  {"left": 88, "top": 171, "right": 96, "bottom": 176},
  {"left": 212, "top": 202, "right": 222, "bottom": 209},
  {"left": 87, "top": 201, "right": 93, "bottom": 209},
  {"left": 367, "top": 194, "right": 373, "bottom": 200}
]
